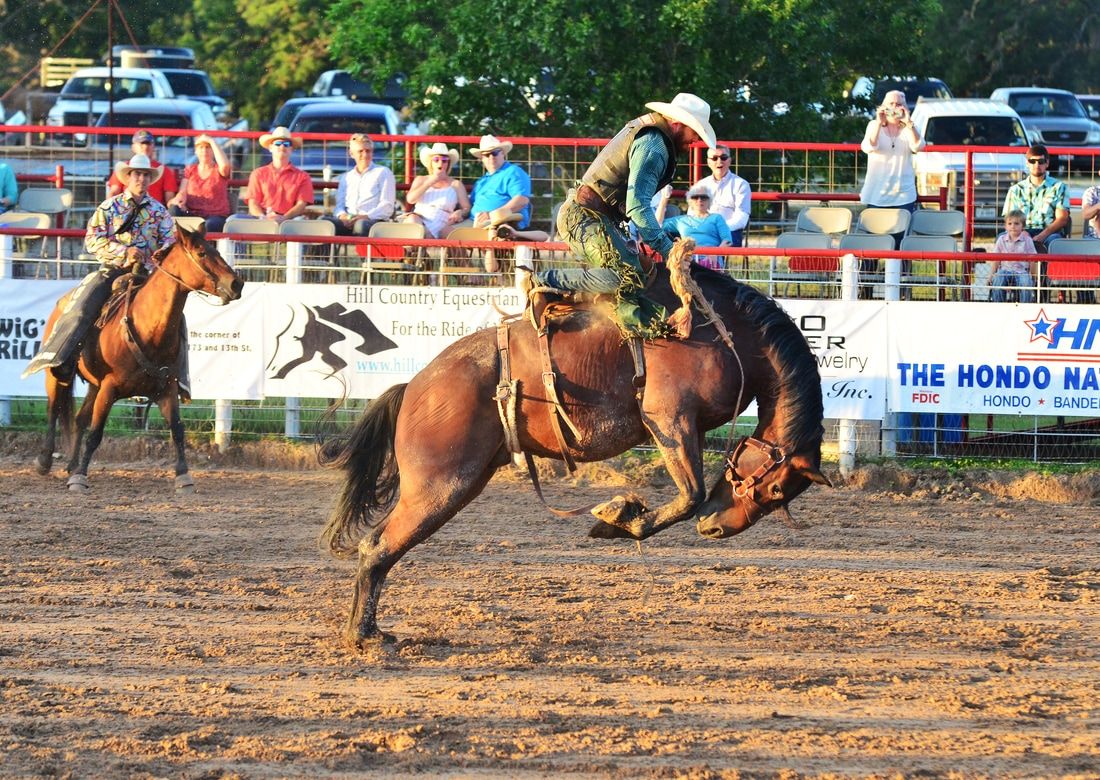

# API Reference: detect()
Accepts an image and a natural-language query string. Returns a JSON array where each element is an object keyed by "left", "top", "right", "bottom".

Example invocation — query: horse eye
[{"left": 770, "top": 484, "right": 784, "bottom": 498}]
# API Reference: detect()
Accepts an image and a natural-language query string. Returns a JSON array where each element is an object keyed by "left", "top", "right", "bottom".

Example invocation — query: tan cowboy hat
[
  {"left": 488, "top": 207, "right": 523, "bottom": 226},
  {"left": 194, "top": 134, "right": 217, "bottom": 148},
  {"left": 644, "top": 92, "right": 717, "bottom": 151},
  {"left": 468, "top": 134, "right": 513, "bottom": 157},
  {"left": 258, "top": 126, "right": 303, "bottom": 150},
  {"left": 419, "top": 142, "right": 459, "bottom": 170},
  {"left": 114, "top": 153, "right": 163, "bottom": 184}
]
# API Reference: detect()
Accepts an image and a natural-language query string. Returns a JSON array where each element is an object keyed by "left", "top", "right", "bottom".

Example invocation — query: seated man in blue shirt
[
  {"left": 662, "top": 185, "right": 732, "bottom": 269},
  {"left": 469, "top": 135, "right": 531, "bottom": 229}
]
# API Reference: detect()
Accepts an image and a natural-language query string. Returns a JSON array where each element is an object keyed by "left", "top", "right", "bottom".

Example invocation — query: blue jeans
[{"left": 990, "top": 269, "right": 1035, "bottom": 302}]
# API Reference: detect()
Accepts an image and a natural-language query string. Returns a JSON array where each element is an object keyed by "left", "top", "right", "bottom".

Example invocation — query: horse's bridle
[
  {"left": 724, "top": 435, "right": 786, "bottom": 511},
  {"left": 150, "top": 237, "right": 224, "bottom": 300}
]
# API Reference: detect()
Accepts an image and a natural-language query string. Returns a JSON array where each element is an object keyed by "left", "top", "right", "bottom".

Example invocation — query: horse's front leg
[
  {"left": 64, "top": 383, "right": 99, "bottom": 476},
  {"left": 157, "top": 383, "right": 193, "bottom": 493},
  {"left": 67, "top": 382, "right": 117, "bottom": 492},
  {"left": 589, "top": 413, "right": 706, "bottom": 540}
]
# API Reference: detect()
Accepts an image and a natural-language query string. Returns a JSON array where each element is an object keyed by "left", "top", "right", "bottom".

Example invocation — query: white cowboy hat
[
  {"left": 258, "top": 126, "right": 303, "bottom": 150},
  {"left": 419, "top": 142, "right": 460, "bottom": 170},
  {"left": 468, "top": 134, "right": 513, "bottom": 157},
  {"left": 488, "top": 206, "right": 523, "bottom": 226},
  {"left": 644, "top": 93, "right": 717, "bottom": 151},
  {"left": 114, "top": 153, "right": 163, "bottom": 184}
]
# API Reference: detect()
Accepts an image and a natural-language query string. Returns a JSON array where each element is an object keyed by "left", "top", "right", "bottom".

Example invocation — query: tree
[{"left": 328, "top": 0, "right": 942, "bottom": 141}]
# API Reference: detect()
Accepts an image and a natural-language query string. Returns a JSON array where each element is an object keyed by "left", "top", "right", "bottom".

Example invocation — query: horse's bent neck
[{"left": 128, "top": 254, "right": 191, "bottom": 345}]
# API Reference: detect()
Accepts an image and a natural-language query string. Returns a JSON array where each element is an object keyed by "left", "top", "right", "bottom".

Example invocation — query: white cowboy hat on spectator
[
  {"left": 258, "top": 126, "right": 303, "bottom": 150},
  {"left": 644, "top": 93, "right": 717, "bottom": 151},
  {"left": 419, "top": 142, "right": 460, "bottom": 169},
  {"left": 488, "top": 207, "right": 523, "bottom": 226},
  {"left": 114, "top": 153, "right": 163, "bottom": 184},
  {"left": 468, "top": 134, "right": 513, "bottom": 157}
]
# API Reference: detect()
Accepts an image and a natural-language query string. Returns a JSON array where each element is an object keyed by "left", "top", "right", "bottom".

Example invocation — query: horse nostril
[{"left": 231, "top": 279, "right": 244, "bottom": 298}]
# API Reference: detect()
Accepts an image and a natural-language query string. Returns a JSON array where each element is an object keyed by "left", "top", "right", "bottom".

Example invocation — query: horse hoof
[
  {"left": 175, "top": 474, "right": 195, "bottom": 493},
  {"left": 35, "top": 454, "right": 53, "bottom": 476},
  {"left": 67, "top": 474, "right": 89, "bottom": 492},
  {"left": 347, "top": 630, "right": 397, "bottom": 650},
  {"left": 588, "top": 519, "right": 637, "bottom": 540}
]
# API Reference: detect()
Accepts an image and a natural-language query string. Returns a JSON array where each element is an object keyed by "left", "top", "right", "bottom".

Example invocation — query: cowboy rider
[
  {"left": 24, "top": 154, "right": 184, "bottom": 393},
  {"left": 526, "top": 93, "right": 717, "bottom": 338}
]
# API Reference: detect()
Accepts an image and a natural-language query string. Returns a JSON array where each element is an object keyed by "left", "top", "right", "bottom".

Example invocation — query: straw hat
[
  {"left": 194, "top": 134, "right": 217, "bottom": 148},
  {"left": 258, "top": 126, "right": 302, "bottom": 150},
  {"left": 468, "top": 134, "right": 513, "bottom": 157},
  {"left": 419, "top": 142, "right": 459, "bottom": 170},
  {"left": 488, "top": 207, "right": 523, "bottom": 226},
  {"left": 114, "top": 153, "right": 163, "bottom": 184},
  {"left": 644, "top": 93, "right": 717, "bottom": 151}
]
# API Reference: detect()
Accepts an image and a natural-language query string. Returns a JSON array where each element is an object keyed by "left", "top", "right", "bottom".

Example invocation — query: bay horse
[
  {"left": 35, "top": 225, "right": 243, "bottom": 491},
  {"left": 321, "top": 264, "right": 831, "bottom": 648}
]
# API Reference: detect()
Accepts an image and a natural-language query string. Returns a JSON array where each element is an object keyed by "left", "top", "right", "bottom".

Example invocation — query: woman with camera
[{"left": 859, "top": 90, "right": 925, "bottom": 219}]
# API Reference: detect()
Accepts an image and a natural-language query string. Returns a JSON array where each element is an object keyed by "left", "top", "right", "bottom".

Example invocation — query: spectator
[
  {"left": 1002, "top": 143, "right": 1069, "bottom": 250},
  {"left": 24, "top": 154, "right": 179, "bottom": 386},
  {"left": 328, "top": 133, "right": 397, "bottom": 236},
  {"left": 527, "top": 93, "right": 717, "bottom": 338},
  {"left": 860, "top": 90, "right": 925, "bottom": 247},
  {"left": 402, "top": 142, "right": 470, "bottom": 238},
  {"left": 662, "top": 185, "right": 732, "bottom": 268},
  {"left": 468, "top": 135, "right": 531, "bottom": 229},
  {"left": 107, "top": 130, "right": 179, "bottom": 205},
  {"left": 245, "top": 126, "right": 314, "bottom": 222},
  {"left": 167, "top": 135, "right": 231, "bottom": 232},
  {"left": 693, "top": 145, "right": 751, "bottom": 246},
  {"left": 1080, "top": 183, "right": 1100, "bottom": 238},
  {"left": 989, "top": 209, "right": 1036, "bottom": 303},
  {"left": 0, "top": 159, "right": 17, "bottom": 212}
]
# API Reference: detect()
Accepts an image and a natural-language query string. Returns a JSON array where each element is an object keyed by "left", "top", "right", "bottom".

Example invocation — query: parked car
[
  {"left": 1078, "top": 94, "right": 1100, "bottom": 123},
  {"left": 910, "top": 98, "right": 1029, "bottom": 229},
  {"left": 91, "top": 97, "right": 248, "bottom": 169},
  {"left": 989, "top": 87, "right": 1100, "bottom": 169},
  {"left": 284, "top": 101, "right": 402, "bottom": 176},
  {"left": 157, "top": 68, "right": 231, "bottom": 124},
  {"left": 47, "top": 67, "right": 176, "bottom": 144},
  {"left": 269, "top": 96, "right": 348, "bottom": 131},
  {"left": 309, "top": 69, "right": 408, "bottom": 110},
  {"left": 847, "top": 76, "right": 953, "bottom": 114}
]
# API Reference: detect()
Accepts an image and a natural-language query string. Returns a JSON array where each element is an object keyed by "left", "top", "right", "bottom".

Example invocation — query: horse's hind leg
[
  {"left": 157, "top": 384, "right": 193, "bottom": 493},
  {"left": 37, "top": 370, "right": 73, "bottom": 475},
  {"left": 346, "top": 455, "right": 506, "bottom": 649}
]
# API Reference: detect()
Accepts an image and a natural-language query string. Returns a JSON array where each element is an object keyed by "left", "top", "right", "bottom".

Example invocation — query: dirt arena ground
[{"left": 1, "top": 437, "right": 1098, "bottom": 779}]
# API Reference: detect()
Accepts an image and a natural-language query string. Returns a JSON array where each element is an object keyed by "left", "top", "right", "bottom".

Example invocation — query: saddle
[{"left": 95, "top": 272, "right": 146, "bottom": 329}]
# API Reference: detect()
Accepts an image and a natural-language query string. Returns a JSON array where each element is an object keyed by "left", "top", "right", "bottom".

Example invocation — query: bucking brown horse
[
  {"left": 35, "top": 226, "right": 243, "bottom": 491},
  {"left": 321, "top": 264, "right": 831, "bottom": 648}
]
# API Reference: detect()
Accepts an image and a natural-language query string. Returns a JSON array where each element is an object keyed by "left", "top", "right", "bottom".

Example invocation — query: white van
[{"left": 909, "top": 98, "right": 1030, "bottom": 228}]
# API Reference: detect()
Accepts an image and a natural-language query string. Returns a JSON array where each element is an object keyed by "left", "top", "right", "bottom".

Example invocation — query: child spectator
[{"left": 990, "top": 209, "right": 1036, "bottom": 302}]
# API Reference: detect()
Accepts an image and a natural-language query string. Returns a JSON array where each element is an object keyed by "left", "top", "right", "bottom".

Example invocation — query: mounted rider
[
  {"left": 527, "top": 93, "right": 717, "bottom": 338},
  {"left": 23, "top": 154, "right": 185, "bottom": 395}
]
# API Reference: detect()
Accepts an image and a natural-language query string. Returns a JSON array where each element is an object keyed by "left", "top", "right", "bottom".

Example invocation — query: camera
[{"left": 883, "top": 107, "right": 905, "bottom": 120}]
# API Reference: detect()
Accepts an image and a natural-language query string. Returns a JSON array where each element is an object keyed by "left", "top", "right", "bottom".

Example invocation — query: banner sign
[
  {"left": 0, "top": 279, "right": 71, "bottom": 395},
  {"left": 186, "top": 285, "right": 267, "bottom": 400},
  {"left": 889, "top": 303, "right": 1100, "bottom": 414}
]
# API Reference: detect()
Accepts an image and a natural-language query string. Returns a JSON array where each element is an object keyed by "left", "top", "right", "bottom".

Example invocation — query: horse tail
[{"left": 318, "top": 383, "right": 408, "bottom": 558}]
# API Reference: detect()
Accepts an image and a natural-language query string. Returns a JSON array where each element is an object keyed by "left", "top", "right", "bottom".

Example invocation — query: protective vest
[{"left": 581, "top": 112, "right": 678, "bottom": 216}]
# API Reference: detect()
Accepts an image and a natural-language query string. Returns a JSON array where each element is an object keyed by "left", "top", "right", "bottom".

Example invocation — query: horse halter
[
  {"left": 724, "top": 435, "right": 786, "bottom": 511},
  {"left": 151, "top": 237, "right": 223, "bottom": 299}
]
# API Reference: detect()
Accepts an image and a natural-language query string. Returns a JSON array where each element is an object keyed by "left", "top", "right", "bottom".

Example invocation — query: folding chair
[
  {"left": 839, "top": 233, "right": 896, "bottom": 298},
  {"left": 441, "top": 226, "right": 495, "bottom": 285},
  {"left": 223, "top": 216, "right": 279, "bottom": 281},
  {"left": 772, "top": 231, "right": 835, "bottom": 296},
  {"left": 855, "top": 207, "right": 911, "bottom": 236},
  {"left": 908, "top": 209, "right": 966, "bottom": 237},
  {"left": 898, "top": 235, "right": 958, "bottom": 297},
  {"left": 280, "top": 219, "right": 336, "bottom": 282},
  {"left": 0, "top": 212, "right": 52, "bottom": 277},
  {"left": 16, "top": 187, "right": 73, "bottom": 259},
  {"left": 794, "top": 206, "right": 852, "bottom": 238},
  {"left": 1045, "top": 238, "right": 1100, "bottom": 303},
  {"left": 172, "top": 216, "right": 206, "bottom": 233},
  {"left": 361, "top": 221, "right": 423, "bottom": 284}
]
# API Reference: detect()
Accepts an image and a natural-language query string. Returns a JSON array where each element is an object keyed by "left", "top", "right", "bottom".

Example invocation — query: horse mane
[{"left": 689, "top": 265, "right": 825, "bottom": 450}]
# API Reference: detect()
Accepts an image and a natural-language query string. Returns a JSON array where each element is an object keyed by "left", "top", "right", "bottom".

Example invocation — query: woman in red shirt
[{"left": 168, "top": 135, "right": 232, "bottom": 232}]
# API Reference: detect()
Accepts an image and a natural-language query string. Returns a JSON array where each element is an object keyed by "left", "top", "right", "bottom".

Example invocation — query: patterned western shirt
[
  {"left": 85, "top": 192, "right": 175, "bottom": 267},
  {"left": 1002, "top": 175, "right": 1070, "bottom": 231}
]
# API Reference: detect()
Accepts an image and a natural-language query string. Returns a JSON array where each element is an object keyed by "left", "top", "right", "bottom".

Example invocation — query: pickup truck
[
  {"left": 157, "top": 68, "right": 232, "bottom": 126},
  {"left": 92, "top": 97, "right": 249, "bottom": 169},
  {"left": 47, "top": 67, "right": 176, "bottom": 143}
]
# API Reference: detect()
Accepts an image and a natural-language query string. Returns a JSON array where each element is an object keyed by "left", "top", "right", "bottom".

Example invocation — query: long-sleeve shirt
[
  {"left": 694, "top": 172, "right": 751, "bottom": 232},
  {"left": 336, "top": 162, "right": 396, "bottom": 221},
  {"left": 625, "top": 131, "right": 674, "bottom": 258},
  {"left": 85, "top": 192, "right": 175, "bottom": 267},
  {"left": 663, "top": 213, "right": 733, "bottom": 246}
]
